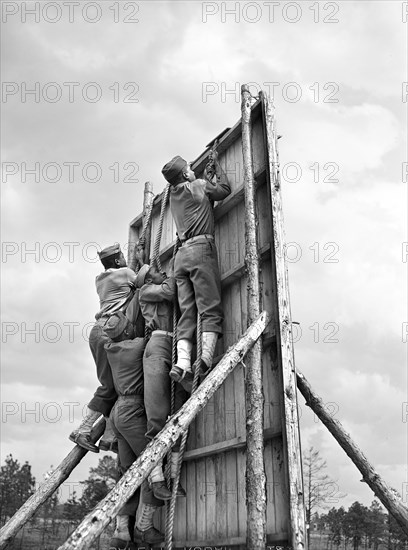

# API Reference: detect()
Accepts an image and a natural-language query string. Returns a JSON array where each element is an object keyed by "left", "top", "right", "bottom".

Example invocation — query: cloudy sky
[{"left": 1, "top": 0, "right": 407, "bottom": 516}]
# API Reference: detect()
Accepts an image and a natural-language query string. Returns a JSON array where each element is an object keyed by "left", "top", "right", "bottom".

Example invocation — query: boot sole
[{"left": 69, "top": 433, "right": 99, "bottom": 453}]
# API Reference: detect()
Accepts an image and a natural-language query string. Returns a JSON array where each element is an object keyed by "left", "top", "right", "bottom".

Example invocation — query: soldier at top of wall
[{"left": 161, "top": 151, "right": 231, "bottom": 384}]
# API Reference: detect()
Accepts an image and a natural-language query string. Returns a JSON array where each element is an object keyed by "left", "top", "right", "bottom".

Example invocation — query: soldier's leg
[{"left": 190, "top": 241, "right": 223, "bottom": 374}]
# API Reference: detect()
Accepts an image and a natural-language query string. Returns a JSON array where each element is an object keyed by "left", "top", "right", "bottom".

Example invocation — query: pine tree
[
  {"left": 303, "top": 446, "right": 345, "bottom": 547},
  {"left": 0, "top": 454, "right": 36, "bottom": 524}
]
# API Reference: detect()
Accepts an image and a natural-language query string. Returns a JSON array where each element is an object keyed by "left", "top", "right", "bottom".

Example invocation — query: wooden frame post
[
  {"left": 128, "top": 181, "right": 154, "bottom": 270},
  {"left": 56, "top": 311, "right": 270, "bottom": 550},
  {"left": 297, "top": 370, "right": 408, "bottom": 536},
  {"left": 241, "top": 83, "right": 267, "bottom": 549},
  {"left": 261, "top": 90, "right": 307, "bottom": 549}
]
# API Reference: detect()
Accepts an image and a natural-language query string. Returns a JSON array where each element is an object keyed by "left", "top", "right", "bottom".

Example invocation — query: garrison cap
[
  {"left": 98, "top": 244, "right": 121, "bottom": 260},
  {"left": 135, "top": 264, "right": 150, "bottom": 289},
  {"left": 161, "top": 156, "right": 187, "bottom": 185}
]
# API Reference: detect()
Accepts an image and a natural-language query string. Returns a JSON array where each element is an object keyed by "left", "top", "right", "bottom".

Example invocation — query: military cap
[
  {"left": 135, "top": 264, "right": 150, "bottom": 288},
  {"left": 98, "top": 244, "right": 121, "bottom": 260},
  {"left": 161, "top": 155, "right": 187, "bottom": 185}
]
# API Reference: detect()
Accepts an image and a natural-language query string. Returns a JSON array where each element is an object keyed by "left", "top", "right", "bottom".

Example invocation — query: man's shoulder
[
  {"left": 96, "top": 267, "right": 133, "bottom": 282},
  {"left": 192, "top": 178, "right": 206, "bottom": 186}
]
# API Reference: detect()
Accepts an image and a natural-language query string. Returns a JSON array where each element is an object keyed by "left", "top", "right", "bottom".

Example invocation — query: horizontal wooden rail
[
  {"left": 183, "top": 427, "right": 282, "bottom": 461},
  {"left": 129, "top": 164, "right": 266, "bottom": 231}
]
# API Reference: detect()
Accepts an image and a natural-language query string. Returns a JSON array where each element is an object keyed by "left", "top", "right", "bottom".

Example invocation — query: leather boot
[
  {"left": 200, "top": 331, "right": 218, "bottom": 377},
  {"left": 170, "top": 339, "right": 193, "bottom": 382},
  {"left": 99, "top": 416, "right": 118, "bottom": 453},
  {"left": 69, "top": 407, "right": 101, "bottom": 452},
  {"left": 149, "top": 463, "right": 172, "bottom": 501},
  {"left": 170, "top": 451, "right": 186, "bottom": 497},
  {"left": 135, "top": 503, "right": 164, "bottom": 544},
  {"left": 110, "top": 514, "right": 136, "bottom": 549}
]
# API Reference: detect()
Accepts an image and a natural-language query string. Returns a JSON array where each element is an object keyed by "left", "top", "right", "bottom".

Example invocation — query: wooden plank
[
  {"left": 221, "top": 243, "right": 270, "bottom": 291},
  {"left": 205, "top": 456, "right": 216, "bottom": 540},
  {"left": 224, "top": 363, "right": 236, "bottom": 441},
  {"left": 231, "top": 286, "right": 246, "bottom": 443},
  {"left": 271, "top": 437, "right": 289, "bottom": 536},
  {"left": 233, "top": 279, "right": 246, "bottom": 441},
  {"left": 259, "top": 260, "right": 276, "bottom": 342},
  {"left": 252, "top": 114, "right": 267, "bottom": 175},
  {"left": 214, "top": 379, "right": 226, "bottom": 444},
  {"left": 129, "top": 166, "right": 266, "bottom": 234},
  {"left": 261, "top": 91, "right": 306, "bottom": 549},
  {"left": 215, "top": 454, "right": 228, "bottom": 540},
  {"left": 224, "top": 134, "right": 241, "bottom": 195},
  {"left": 182, "top": 427, "right": 281, "bottom": 462},
  {"left": 228, "top": 193, "right": 241, "bottom": 275},
  {"left": 262, "top": 346, "right": 273, "bottom": 433},
  {"left": 194, "top": 407, "right": 205, "bottom": 451},
  {"left": 266, "top": 346, "right": 283, "bottom": 437},
  {"left": 174, "top": 462, "right": 187, "bottom": 542},
  {"left": 204, "top": 394, "right": 215, "bottom": 448},
  {"left": 264, "top": 439, "right": 276, "bottom": 534},
  {"left": 257, "top": 181, "right": 273, "bottom": 250},
  {"left": 195, "top": 459, "right": 206, "bottom": 542},
  {"left": 217, "top": 209, "right": 231, "bottom": 275},
  {"left": 214, "top": 166, "right": 266, "bottom": 222},
  {"left": 226, "top": 450, "right": 239, "bottom": 540},
  {"left": 236, "top": 448, "right": 247, "bottom": 538},
  {"left": 127, "top": 225, "right": 140, "bottom": 266},
  {"left": 186, "top": 460, "right": 196, "bottom": 541}
]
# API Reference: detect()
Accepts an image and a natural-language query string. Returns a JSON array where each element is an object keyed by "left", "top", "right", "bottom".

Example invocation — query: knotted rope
[{"left": 165, "top": 313, "right": 203, "bottom": 549}]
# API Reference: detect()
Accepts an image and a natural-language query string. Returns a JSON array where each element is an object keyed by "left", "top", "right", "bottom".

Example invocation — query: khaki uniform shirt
[{"left": 139, "top": 277, "right": 176, "bottom": 332}]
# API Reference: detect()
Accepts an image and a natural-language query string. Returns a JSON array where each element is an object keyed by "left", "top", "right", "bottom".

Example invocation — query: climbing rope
[
  {"left": 141, "top": 182, "right": 171, "bottom": 342},
  {"left": 165, "top": 238, "right": 181, "bottom": 489},
  {"left": 204, "top": 139, "right": 219, "bottom": 182},
  {"left": 132, "top": 196, "right": 154, "bottom": 275},
  {"left": 165, "top": 312, "right": 203, "bottom": 549},
  {"left": 151, "top": 182, "right": 171, "bottom": 272},
  {"left": 140, "top": 179, "right": 205, "bottom": 546}
]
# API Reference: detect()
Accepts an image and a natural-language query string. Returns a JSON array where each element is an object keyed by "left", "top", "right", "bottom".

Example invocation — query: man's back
[{"left": 95, "top": 267, "right": 136, "bottom": 319}]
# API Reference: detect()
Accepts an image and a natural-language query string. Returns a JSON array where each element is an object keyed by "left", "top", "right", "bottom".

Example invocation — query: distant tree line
[
  {"left": 311, "top": 501, "right": 408, "bottom": 550},
  {"left": 1, "top": 453, "right": 407, "bottom": 550},
  {"left": 0, "top": 454, "right": 117, "bottom": 549}
]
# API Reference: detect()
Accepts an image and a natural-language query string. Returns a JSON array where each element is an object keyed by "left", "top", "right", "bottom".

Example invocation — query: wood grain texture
[
  {"left": 261, "top": 90, "right": 306, "bottom": 550},
  {"left": 241, "top": 83, "right": 267, "bottom": 549}
]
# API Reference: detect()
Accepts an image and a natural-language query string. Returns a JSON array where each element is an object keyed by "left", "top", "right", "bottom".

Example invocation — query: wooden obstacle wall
[{"left": 128, "top": 96, "right": 305, "bottom": 549}]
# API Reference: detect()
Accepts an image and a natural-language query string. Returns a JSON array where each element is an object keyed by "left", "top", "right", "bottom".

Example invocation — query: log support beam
[{"left": 297, "top": 370, "right": 408, "bottom": 536}]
